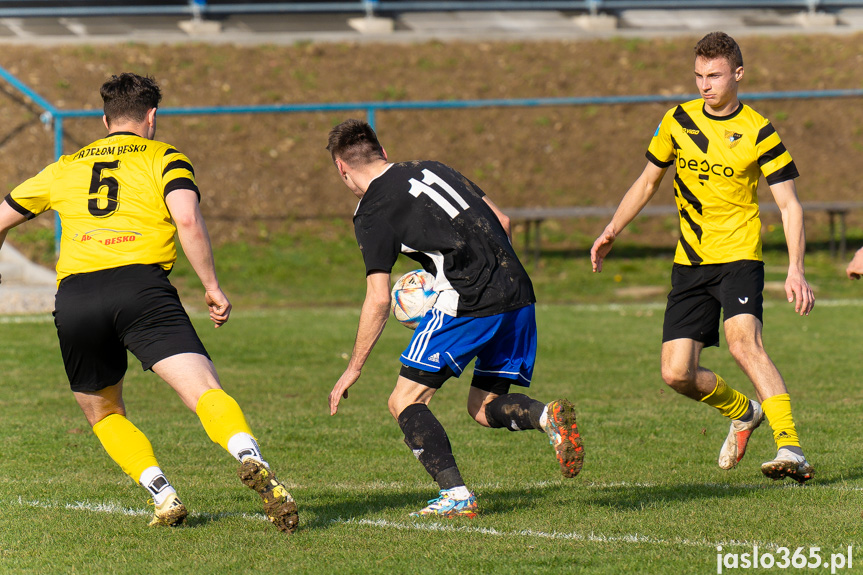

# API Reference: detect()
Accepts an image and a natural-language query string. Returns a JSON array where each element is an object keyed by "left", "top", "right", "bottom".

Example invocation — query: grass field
[{"left": 1, "top": 300, "right": 862, "bottom": 574}]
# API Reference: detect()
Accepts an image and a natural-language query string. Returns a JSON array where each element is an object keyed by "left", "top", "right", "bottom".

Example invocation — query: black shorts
[
  {"left": 662, "top": 260, "right": 764, "bottom": 348},
  {"left": 53, "top": 264, "right": 210, "bottom": 392},
  {"left": 399, "top": 364, "right": 512, "bottom": 395}
]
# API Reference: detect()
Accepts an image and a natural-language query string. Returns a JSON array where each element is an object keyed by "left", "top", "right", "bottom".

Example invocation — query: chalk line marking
[
  {"left": 11, "top": 496, "right": 267, "bottom": 523},
  {"left": 10, "top": 494, "right": 783, "bottom": 549},
  {"left": 331, "top": 517, "right": 788, "bottom": 550}
]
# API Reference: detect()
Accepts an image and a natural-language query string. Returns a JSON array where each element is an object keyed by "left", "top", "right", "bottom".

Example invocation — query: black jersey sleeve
[
  {"left": 354, "top": 211, "right": 400, "bottom": 274},
  {"left": 460, "top": 174, "right": 486, "bottom": 198}
]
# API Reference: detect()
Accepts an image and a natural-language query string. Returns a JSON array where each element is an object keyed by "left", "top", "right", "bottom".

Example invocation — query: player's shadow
[
  {"left": 298, "top": 487, "right": 445, "bottom": 530},
  {"left": 178, "top": 464, "right": 863, "bottom": 531},
  {"left": 580, "top": 482, "right": 768, "bottom": 511},
  {"left": 800, "top": 464, "right": 863, "bottom": 486},
  {"left": 296, "top": 482, "right": 569, "bottom": 530}
]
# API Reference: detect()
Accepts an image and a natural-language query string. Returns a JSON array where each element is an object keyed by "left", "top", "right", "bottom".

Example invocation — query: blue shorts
[{"left": 400, "top": 304, "right": 537, "bottom": 387}]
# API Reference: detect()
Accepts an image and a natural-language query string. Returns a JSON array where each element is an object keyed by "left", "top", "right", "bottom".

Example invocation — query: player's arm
[
  {"left": 329, "top": 271, "right": 391, "bottom": 416},
  {"left": 482, "top": 196, "right": 512, "bottom": 242},
  {"left": 591, "top": 161, "right": 667, "bottom": 272},
  {"left": 165, "top": 189, "right": 231, "bottom": 328},
  {"left": 846, "top": 247, "right": 863, "bottom": 279},
  {"left": 769, "top": 178, "right": 814, "bottom": 316},
  {"left": 0, "top": 200, "right": 29, "bottom": 285}
]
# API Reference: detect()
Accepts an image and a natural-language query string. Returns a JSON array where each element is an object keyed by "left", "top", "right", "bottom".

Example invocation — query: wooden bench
[{"left": 505, "top": 201, "right": 863, "bottom": 265}]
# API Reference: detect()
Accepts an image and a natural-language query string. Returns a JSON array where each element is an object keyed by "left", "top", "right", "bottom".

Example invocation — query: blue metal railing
[
  {"left": 1, "top": 64, "right": 862, "bottom": 250},
  {"left": 1, "top": 0, "right": 863, "bottom": 18}
]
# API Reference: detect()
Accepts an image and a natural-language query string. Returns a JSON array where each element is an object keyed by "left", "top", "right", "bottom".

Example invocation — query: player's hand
[
  {"left": 590, "top": 225, "right": 616, "bottom": 273},
  {"left": 205, "top": 288, "right": 232, "bottom": 327},
  {"left": 329, "top": 367, "right": 361, "bottom": 416},
  {"left": 785, "top": 269, "right": 814, "bottom": 316},
  {"left": 846, "top": 248, "right": 863, "bottom": 280}
]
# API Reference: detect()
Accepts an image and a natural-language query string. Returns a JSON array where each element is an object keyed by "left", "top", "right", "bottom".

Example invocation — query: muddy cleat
[
  {"left": 718, "top": 400, "right": 764, "bottom": 470},
  {"left": 238, "top": 457, "right": 299, "bottom": 534},
  {"left": 761, "top": 448, "right": 814, "bottom": 484},
  {"left": 148, "top": 492, "right": 187, "bottom": 527},
  {"left": 541, "top": 399, "right": 584, "bottom": 478},
  {"left": 409, "top": 489, "right": 477, "bottom": 518}
]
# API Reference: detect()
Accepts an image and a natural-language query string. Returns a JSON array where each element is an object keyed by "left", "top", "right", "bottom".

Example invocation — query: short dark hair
[
  {"left": 326, "top": 119, "right": 385, "bottom": 166},
  {"left": 100, "top": 73, "right": 162, "bottom": 126},
  {"left": 694, "top": 32, "right": 743, "bottom": 69}
]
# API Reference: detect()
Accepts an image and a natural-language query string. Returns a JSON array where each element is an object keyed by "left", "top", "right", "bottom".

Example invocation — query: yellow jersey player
[
  {"left": 0, "top": 73, "right": 298, "bottom": 532},
  {"left": 591, "top": 32, "right": 814, "bottom": 483}
]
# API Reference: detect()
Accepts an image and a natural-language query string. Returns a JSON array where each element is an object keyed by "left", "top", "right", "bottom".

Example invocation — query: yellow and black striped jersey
[
  {"left": 5, "top": 132, "right": 199, "bottom": 283},
  {"left": 646, "top": 99, "right": 798, "bottom": 265}
]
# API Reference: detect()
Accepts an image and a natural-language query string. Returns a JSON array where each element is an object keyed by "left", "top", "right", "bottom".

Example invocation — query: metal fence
[
  {"left": 0, "top": 0, "right": 862, "bottom": 18},
  {"left": 1, "top": 63, "right": 863, "bottom": 249}
]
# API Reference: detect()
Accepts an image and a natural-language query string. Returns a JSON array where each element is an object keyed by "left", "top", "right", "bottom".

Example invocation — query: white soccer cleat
[
  {"left": 718, "top": 400, "right": 763, "bottom": 470},
  {"left": 761, "top": 448, "right": 814, "bottom": 484},
  {"left": 148, "top": 492, "right": 187, "bottom": 527}
]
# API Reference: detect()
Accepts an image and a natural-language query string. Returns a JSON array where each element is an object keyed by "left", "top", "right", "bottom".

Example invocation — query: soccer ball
[{"left": 391, "top": 269, "right": 438, "bottom": 329}]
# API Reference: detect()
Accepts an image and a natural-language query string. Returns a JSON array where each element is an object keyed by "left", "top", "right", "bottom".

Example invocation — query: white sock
[
  {"left": 227, "top": 432, "right": 269, "bottom": 467},
  {"left": 447, "top": 485, "right": 471, "bottom": 499},
  {"left": 139, "top": 466, "right": 176, "bottom": 506}
]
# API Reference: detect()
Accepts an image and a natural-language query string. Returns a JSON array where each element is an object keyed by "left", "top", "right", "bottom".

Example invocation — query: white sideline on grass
[
  {"left": 13, "top": 493, "right": 783, "bottom": 549},
  {"left": 333, "top": 517, "right": 787, "bottom": 550},
  {"left": 8, "top": 494, "right": 841, "bottom": 551},
  {"left": 13, "top": 496, "right": 268, "bottom": 522}
]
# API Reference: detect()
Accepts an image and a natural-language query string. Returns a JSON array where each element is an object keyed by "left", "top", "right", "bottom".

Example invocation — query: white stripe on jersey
[
  {"left": 399, "top": 245, "right": 459, "bottom": 316},
  {"left": 406, "top": 308, "right": 445, "bottom": 364}
]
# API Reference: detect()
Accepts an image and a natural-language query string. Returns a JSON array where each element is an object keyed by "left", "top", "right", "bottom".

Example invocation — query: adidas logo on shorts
[{"left": 427, "top": 353, "right": 440, "bottom": 363}]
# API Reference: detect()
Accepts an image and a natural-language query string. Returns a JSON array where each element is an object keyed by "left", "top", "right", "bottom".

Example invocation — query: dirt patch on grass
[{"left": 1, "top": 35, "right": 862, "bottom": 264}]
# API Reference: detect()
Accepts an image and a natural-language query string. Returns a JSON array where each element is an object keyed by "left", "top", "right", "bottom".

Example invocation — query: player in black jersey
[{"left": 326, "top": 119, "right": 584, "bottom": 517}]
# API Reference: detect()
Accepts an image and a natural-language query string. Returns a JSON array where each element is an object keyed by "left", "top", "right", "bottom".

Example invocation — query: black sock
[
  {"left": 782, "top": 445, "right": 805, "bottom": 457},
  {"left": 397, "top": 403, "right": 463, "bottom": 489},
  {"left": 737, "top": 401, "right": 754, "bottom": 422},
  {"left": 484, "top": 393, "right": 545, "bottom": 431}
]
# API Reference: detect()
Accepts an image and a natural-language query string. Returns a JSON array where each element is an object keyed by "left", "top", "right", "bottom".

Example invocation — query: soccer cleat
[
  {"left": 409, "top": 489, "right": 477, "bottom": 518},
  {"left": 718, "top": 400, "right": 764, "bottom": 470},
  {"left": 541, "top": 399, "right": 584, "bottom": 478},
  {"left": 148, "top": 492, "right": 187, "bottom": 527},
  {"left": 761, "top": 448, "right": 814, "bottom": 484},
  {"left": 238, "top": 457, "right": 299, "bottom": 534}
]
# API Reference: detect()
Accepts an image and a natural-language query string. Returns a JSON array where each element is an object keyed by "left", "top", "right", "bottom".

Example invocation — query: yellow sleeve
[
  {"left": 159, "top": 148, "right": 200, "bottom": 201},
  {"left": 6, "top": 161, "right": 60, "bottom": 219},
  {"left": 645, "top": 109, "right": 676, "bottom": 168},
  {"left": 755, "top": 121, "right": 799, "bottom": 185}
]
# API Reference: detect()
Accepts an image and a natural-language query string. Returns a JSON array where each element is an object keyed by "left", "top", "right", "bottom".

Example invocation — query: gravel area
[{"left": 0, "top": 284, "right": 56, "bottom": 315}]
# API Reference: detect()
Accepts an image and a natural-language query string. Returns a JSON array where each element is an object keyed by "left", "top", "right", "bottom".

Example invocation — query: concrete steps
[{"left": 0, "top": 244, "right": 56, "bottom": 315}]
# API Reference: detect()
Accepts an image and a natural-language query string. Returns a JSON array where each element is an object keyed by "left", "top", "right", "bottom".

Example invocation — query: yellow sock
[
  {"left": 92, "top": 414, "right": 159, "bottom": 484},
  {"left": 700, "top": 374, "right": 750, "bottom": 420},
  {"left": 761, "top": 393, "right": 801, "bottom": 449},
  {"left": 196, "top": 388, "right": 255, "bottom": 451}
]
